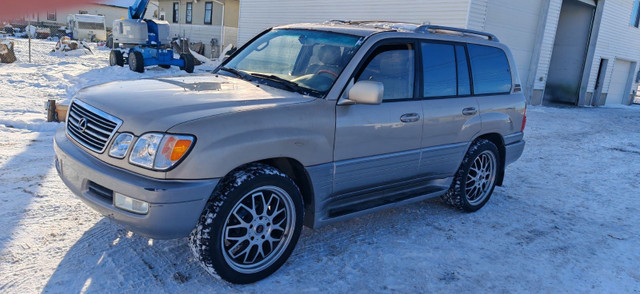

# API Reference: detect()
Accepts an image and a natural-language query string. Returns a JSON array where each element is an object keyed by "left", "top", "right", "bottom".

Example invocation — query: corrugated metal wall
[{"left": 237, "top": 0, "right": 471, "bottom": 45}]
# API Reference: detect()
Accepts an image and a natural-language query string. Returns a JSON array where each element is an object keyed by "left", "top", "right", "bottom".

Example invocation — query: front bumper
[{"left": 53, "top": 127, "right": 219, "bottom": 239}]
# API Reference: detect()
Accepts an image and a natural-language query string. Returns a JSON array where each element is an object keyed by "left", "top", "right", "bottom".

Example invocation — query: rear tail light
[{"left": 521, "top": 105, "right": 527, "bottom": 132}]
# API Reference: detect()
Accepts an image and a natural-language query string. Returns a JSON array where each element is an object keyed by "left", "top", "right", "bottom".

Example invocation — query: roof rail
[{"left": 416, "top": 25, "right": 499, "bottom": 42}]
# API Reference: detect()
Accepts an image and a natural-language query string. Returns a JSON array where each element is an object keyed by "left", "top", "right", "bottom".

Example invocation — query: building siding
[
  {"left": 533, "top": 0, "right": 562, "bottom": 90},
  {"left": 235, "top": 0, "right": 640, "bottom": 104},
  {"left": 587, "top": 0, "right": 640, "bottom": 96},
  {"left": 237, "top": 0, "right": 471, "bottom": 46},
  {"left": 29, "top": 4, "right": 129, "bottom": 30},
  {"left": 158, "top": 0, "right": 239, "bottom": 57},
  {"left": 467, "top": 0, "right": 489, "bottom": 30},
  {"left": 479, "top": 0, "right": 547, "bottom": 91}
]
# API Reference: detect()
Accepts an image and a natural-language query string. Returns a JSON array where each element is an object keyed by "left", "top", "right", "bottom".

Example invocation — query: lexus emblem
[{"left": 78, "top": 117, "right": 88, "bottom": 133}]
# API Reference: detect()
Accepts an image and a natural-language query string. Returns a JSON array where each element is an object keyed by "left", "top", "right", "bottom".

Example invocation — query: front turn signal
[{"left": 154, "top": 134, "right": 195, "bottom": 170}]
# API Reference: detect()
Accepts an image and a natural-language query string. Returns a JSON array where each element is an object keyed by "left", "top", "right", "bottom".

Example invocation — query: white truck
[{"left": 66, "top": 14, "right": 107, "bottom": 42}]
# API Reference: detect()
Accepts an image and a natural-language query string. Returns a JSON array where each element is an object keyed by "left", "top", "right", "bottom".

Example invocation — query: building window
[
  {"left": 47, "top": 10, "right": 56, "bottom": 21},
  {"left": 632, "top": 0, "right": 640, "bottom": 27},
  {"left": 204, "top": 2, "right": 213, "bottom": 25},
  {"left": 185, "top": 2, "right": 192, "bottom": 24},
  {"left": 173, "top": 2, "right": 179, "bottom": 23}
]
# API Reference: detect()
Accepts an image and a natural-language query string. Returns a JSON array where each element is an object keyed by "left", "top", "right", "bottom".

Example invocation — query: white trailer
[{"left": 66, "top": 14, "right": 107, "bottom": 42}]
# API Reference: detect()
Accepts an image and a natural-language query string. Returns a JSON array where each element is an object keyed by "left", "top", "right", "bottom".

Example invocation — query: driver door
[{"left": 333, "top": 41, "right": 423, "bottom": 194}]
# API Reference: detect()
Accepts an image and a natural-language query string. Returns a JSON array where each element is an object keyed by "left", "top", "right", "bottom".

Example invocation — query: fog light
[{"left": 114, "top": 193, "right": 149, "bottom": 214}]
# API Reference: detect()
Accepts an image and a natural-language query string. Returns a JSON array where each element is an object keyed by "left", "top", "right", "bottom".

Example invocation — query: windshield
[{"left": 220, "top": 29, "right": 363, "bottom": 97}]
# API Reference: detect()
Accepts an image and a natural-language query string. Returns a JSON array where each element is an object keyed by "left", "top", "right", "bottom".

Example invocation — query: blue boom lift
[{"left": 109, "top": 0, "right": 194, "bottom": 73}]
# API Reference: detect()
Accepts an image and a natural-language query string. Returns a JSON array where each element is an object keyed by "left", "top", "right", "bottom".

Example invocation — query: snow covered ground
[{"left": 1, "top": 39, "right": 639, "bottom": 293}]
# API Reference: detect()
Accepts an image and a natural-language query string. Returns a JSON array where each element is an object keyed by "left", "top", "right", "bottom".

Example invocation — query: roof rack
[
  {"left": 416, "top": 25, "right": 499, "bottom": 42},
  {"left": 328, "top": 20, "right": 421, "bottom": 25}
]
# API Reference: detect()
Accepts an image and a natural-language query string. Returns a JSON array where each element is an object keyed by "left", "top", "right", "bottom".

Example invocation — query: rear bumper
[
  {"left": 505, "top": 140, "right": 525, "bottom": 166},
  {"left": 53, "top": 127, "right": 219, "bottom": 239}
]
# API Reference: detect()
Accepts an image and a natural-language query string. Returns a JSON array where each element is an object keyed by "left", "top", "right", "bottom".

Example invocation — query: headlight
[
  {"left": 129, "top": 133, "right": 163, "bottom": 169},
  {"left": 129, "top": 133, "right": 194, "bottom": 170},
  {"left": 154, "top": 134, "right": 194, "bottom": 170},
  {"left": 108, "top": 133, "right": 134, "bottom": 158}
]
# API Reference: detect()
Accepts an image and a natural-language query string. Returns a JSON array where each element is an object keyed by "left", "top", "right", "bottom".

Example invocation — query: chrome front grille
[{"left": 66, "top": 100, "right": 122, "bottom": 153}]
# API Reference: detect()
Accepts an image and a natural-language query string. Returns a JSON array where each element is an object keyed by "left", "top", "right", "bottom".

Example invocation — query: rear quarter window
[{"left": 467, "top": 44, "right": 512, "bottom": 95}]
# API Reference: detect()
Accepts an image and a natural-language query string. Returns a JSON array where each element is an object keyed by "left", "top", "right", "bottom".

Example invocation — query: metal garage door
[{"left": 606, "top": 59, "right": 632, "bottom": 105}]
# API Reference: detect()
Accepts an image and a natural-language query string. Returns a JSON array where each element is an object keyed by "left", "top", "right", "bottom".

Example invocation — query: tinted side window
[
  {"left": 456, "top": 45, "right": 471, "bottom": 96},
  {"left": 422, "top": 43, "right": 456, "bottom": 97},
  {"left": 468, "top": 44, "right": 512, "bottom": 95},
  {"left": 357, "top": 43, "right": 415, "bottom": 101}
]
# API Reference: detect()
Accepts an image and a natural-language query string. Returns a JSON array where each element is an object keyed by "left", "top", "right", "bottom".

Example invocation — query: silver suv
[{"left": 54, "top": 21, "right": 526, "bottom": 283}]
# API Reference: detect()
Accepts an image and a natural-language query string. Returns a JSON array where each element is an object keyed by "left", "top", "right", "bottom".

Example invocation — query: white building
[
  {"left": 157, "top": 0, "right": 239, "bottom": 58},
  {"left": 237, "top": 0, "right": 640, "bottom": 106},
  {"left": 25, "top": 0, "right": 158, "bottom": 31}
]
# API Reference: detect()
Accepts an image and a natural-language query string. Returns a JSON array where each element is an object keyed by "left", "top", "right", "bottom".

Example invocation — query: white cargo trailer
[{"left": 66, "top": 14, "right": 107, "bottom": 42}]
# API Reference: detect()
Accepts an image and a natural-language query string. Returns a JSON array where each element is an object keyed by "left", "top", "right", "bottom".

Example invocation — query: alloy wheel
[
  {"left": 465, "top": 150, "right": 497, "bottom": 205},
  {"left": 221, "top": 186, "right": 295, "bottom": 274}
]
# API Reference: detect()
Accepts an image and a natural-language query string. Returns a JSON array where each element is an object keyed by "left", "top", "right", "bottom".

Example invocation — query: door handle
[
  {"left": 462, "top": 107, "right": 477, "bottom": 116},
  {"left": 400, "top": 113, "right": 420, "bottom": 123}
]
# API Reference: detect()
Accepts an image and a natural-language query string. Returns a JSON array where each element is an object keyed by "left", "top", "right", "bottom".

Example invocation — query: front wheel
[
  {"left": 109, "top": 50, "right": 123, "bottom": 67},
  {"left": 189, "top": 163, "right": 303, "bottom": 284},
  {"left": 180, "top": 53, "right": 195, "bottom": 73},
  {"left": 442, "top": 139, "right": 500, "bottom": 212},
  {"left": 128, "top": 51, "right": 144, "bottom": 73}
]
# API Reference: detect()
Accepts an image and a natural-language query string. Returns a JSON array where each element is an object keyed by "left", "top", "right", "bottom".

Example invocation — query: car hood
[{"left": 74, "top": 74, "right": 314, "bottom": 133}]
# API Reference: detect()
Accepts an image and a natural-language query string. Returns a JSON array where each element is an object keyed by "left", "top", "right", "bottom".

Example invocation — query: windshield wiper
[
  {"left": 249, "top": 73, "right": 319, "bottom": 96},
  {"left": 219, "top": 67, "right": 250, "bottom": 80}
]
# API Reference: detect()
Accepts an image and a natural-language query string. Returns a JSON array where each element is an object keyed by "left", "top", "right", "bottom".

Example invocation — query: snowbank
[{"left": 0, "top": 38, "right": 214, "bottom": 129}]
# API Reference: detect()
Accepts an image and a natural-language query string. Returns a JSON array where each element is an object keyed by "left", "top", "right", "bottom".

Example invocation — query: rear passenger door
[
  {"left": 418, "top": 42, "right": 482, "bottom": 178},
  {"left": 465, "top": 44, "right": 523, "bottom": 136},
  {"left": 333, "top": 41, "right": 423, "bottom": 194}
]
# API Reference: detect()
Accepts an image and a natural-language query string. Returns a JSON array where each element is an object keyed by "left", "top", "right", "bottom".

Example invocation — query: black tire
[
  {"left": 106, "top": 34, "right": 113, "bottom": 49},
  {"left": 158, "top": 64, "right": 171, "bottom": 69},
  {"left": 128, "top": 51, "right": 145, "bottom": 73},
  {"left": 179, "top": 53, "right": 195, "bottom": 73},
  {"left": 442, "top": 139, "right": 500, "bottom": 212},
  {"left": 189, "top": 163, "right": 304, "bottom": 284},
  {"left": 109, "top": 50, "right": 124, "bottom": 67}
]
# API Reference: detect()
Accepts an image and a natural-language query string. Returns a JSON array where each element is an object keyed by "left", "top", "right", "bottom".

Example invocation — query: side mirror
[{"left": 344, "top": 81, "right": 384, "bottom": 105}]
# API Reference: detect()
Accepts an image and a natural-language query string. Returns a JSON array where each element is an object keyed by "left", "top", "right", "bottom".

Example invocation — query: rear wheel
[
  {"left": 442, "top": 139, "right": 500, "bottom": 212},
  {"left": 189, "top": 163, "right": 303, "bottom": 284},
  {"left": 128, "top": 51, "right": 144, "bottom": 73},
  {"left": 109, "top": 50, "right": 124, "bottom": 67},
  {"left": 180, "top": 53, "right": 195, "bottom": 73}
]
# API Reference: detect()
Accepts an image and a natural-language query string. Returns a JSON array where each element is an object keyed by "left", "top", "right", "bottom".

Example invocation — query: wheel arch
[
  {"left": 257, "top": 157, "right": 315, "bottom": 227},
  {"left": 474, "top": 133, "right": 505, "bottom": 186},
  {"left": 205, "top": 157, "right": 316, "bottom": 227}
]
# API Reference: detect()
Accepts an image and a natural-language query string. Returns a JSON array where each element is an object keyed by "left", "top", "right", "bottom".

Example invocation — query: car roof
[{"left": 274, "top": 21, "right": 501, "bottom": 43}]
